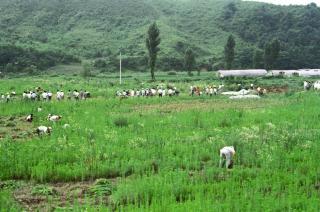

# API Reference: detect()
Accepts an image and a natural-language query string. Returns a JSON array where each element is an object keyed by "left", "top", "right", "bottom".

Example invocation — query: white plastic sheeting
[
  {"left": 298, "top": 69, "right": 320, "bottom": 77},
  {"left": 270, "top": 69, "right": 320, "bottom": 77},
  {"left": 229, "top": 95, "right": 261, "bottom": 99},
  {"left": 221, "top": 89, "right": 251, "bottom": 96},
  {"left": 217, "top": 69, "right": 267, "bottom": 78},
  {"left": 270, "top": 70, "right": 299, "bottom": 76}
]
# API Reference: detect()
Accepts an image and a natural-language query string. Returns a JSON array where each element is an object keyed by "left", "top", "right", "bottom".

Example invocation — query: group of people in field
[
  {"left": 1, "top": 87, "right": 239, "bottom": 170},
  {"left": 116, "top": 86, "right": 180, "bottom": 98},
  {"left": 189, "top": 85, "right": 225, "bottom": 96},
  {"left": 303, "top": 80, "right": 320, "bottom": 91},
  {"left": 0, "top": 91, "right": 16, "bottom": 103},
  {"left": 1, "top": 89, "right": 92, "bottom": 103},
  {"left": 10, "top": 88, "right": 92, "bottom": 102},
  {"left": 25, "top": 109, "right": 66, "bottom": 135}
]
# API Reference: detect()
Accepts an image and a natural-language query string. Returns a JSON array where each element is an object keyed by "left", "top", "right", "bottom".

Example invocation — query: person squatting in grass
[{"left": 219, "top": 146, "right": 236, "bottom": 169}]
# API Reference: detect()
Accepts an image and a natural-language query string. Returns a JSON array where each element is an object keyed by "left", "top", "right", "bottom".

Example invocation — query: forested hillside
[{"left": 0, "top": 0, "right": 319, "bottom": 73}]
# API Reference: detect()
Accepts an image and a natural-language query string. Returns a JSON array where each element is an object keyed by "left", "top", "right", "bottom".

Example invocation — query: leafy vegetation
[
  {"left": 184, "top": 48, "right": 196, "bottom": 76},
  {"left": 264, "top": 39, "right": 280, "bottom": 70},
  {"left": 146, "top": 22, "right": 161, "bottom": 81},
  {"left": 0, "top": 45, "right": 79, "bottom": 74},
  {"left": 224, "top": 35, "right": 236, "bottom": 70},
  {"left": 0, "top": 0, "right": 319, "bottom": 73}
]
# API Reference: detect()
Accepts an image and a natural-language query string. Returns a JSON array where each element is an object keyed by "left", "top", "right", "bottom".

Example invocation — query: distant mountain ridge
[{"left": 0, "top": 0, "right": 319, "bottom": 72}]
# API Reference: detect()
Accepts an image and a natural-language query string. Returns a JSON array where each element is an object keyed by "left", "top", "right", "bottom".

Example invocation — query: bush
[
  {"left": 218, "top": 119, "right": 231, "bottom": 128},
  {"left": 167, "top": 71, "right": 177, "bottom": 76},
  {"left": 31, "top": 185, "right": 57, "bottom": 196},
  {"left": 94, "top": 59, "right": 107, "bottom": 68},
  {"left": 114, "top": 117, "right": 129, "bottom": 127},
  {"left": 89, "top": 178, "right": 114, "bottom": 196},
  {"left": 81, "top": 61, "right": 94, "bottom": 78}
]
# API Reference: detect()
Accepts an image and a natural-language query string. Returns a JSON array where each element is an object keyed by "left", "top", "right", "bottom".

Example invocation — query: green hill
[{"left": 0, "top": 0, "right": 319, "bottom": 73}]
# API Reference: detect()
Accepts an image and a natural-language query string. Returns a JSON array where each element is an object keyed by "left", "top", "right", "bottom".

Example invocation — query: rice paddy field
[{"left": 0, "top": 72, "right": 320, "bottom": 211}]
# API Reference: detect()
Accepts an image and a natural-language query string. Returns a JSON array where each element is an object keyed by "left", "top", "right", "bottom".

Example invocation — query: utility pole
[{"left": 119, "top": 51, "right": 122, "bottom": 85}]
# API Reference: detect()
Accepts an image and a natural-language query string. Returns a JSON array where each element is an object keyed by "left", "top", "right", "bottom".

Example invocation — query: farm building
[
  {"left": 217, "top": 69, "right": 267, "bottom": 78},
  {"left": 270, "top": 70, "right": 300, "bottom": 77}
]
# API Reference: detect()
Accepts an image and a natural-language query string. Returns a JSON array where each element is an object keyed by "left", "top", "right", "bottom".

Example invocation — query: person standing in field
[
  {"left": 6, "top": 93, "right": 10, "bottom": 103},
  {"left": 219, "top": 146, "right": 236, "bottom": 169}
]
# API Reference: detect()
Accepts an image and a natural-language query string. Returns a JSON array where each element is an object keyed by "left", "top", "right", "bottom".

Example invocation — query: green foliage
[
  {"left": 146, "top": 22, "right": 161, "bottom": 81},
  {"left": 89, "top": 178, "right": 114, "bottom": 196},
  {"left": 167, "top": 71, "right": 177, "bottom": 76},
  {"left": 0, "top": 45, "right": 78, "bottom": 73},
  {"left": 264, "top": 39, "right": 280, "bottom": 70},
  {"left": 253, "top": 49, "right": 264, "bottom": 69},
  {"left": 113, "top": 117, "right": 129, "bottom": 127},
  {"left": 0, "top": 191, "right": 22, "bottom": 211},
  {"left": 184, "top": 48, "right": 196, "bottom": 76},
  {"left": 0, "top": 0, "right": 319, "bottom": 71},
  {"left": 224, "top": 35, "right": 236, "bottom": 70},
  {"left": 81, "top": 61, "right": 93, "bottom": 78},
  {"left": 222, "top": 2, "right": 320, "bottom": 69},
  {"left": 31, "top": 185, "right": 57, "bottom": 196},
  {"left": 0, "top": 75, "right": 320, "bottom": 210},
  {"left": 0, "top": 180, "right": 24, "bottom": 190}
]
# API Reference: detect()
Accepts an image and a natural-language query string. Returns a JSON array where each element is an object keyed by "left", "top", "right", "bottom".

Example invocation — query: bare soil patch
[
  {"left": 265, "top": 85, "right": 289, "bottom": 93},
  {"left": 0, "top": 116, "right": 34, "bottom": 141},
  {"left": 12, "top": 179, "right": 116, "bottom": 211}
]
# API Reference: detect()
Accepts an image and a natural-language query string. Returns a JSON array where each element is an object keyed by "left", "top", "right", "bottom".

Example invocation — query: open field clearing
[{"left": 1, "top": 74, "right": 320, "bottom": 211}]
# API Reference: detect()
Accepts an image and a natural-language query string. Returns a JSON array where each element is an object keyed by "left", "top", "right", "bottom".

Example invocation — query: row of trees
[
  {"left": 145, "top": 22, "right": 281, "bottom": 80},
  {"left": 0, "top": 45, "right": 79, "bottom": 74},
  {"left": 224, "top": 35, "right": 281, "bottom": 71}
]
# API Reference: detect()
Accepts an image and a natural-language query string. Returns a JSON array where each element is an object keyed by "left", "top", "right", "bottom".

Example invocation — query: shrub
[
  {"left": 167, "top": 71, "right": 177, "bottom": 76},
  {"left": 89, "top": 178, "right": 114, "bottom": 196},
  {"left": 219, "top": 119, "right": 231, "bottom": 128},
  {"left": 31, "top": 185, "right": 57, "bottom": 196},
  {"left": 173, "top": 185, "right": 194, "bottom": 202},
  {"left": 113, "top": 117, "right": 129, "bottom": 127},
  {"left": 81, "top": 61, "right": 93, "bottom": 78},
  {"left": 0, "top": 180, "right": 24, "bottom": 190}
]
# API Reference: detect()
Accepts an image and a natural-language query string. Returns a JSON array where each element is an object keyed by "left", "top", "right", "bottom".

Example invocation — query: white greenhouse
[
  {"left": 298, "top": 69, "right": 320, "bottom": 77},
  {"left": 217, "top": 69, "right": 267, "bottom": 78},
  {"left": 269, "top": 70, "right": 300, "bottom": 77}
]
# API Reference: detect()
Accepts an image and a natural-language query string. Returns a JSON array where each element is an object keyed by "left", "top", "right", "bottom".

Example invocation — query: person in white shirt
[
  {"left": 219, "top": 146, "right": 236, "bottom": 169},
  {"left": 47, "top": 91, "right": 53, "bottom": 101},
  {"left": 42, "top": 91, "right": 48, "bottom": 100}
]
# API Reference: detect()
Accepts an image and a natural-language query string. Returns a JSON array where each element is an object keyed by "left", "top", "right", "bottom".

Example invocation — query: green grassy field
[{"left": 0, "top": 72, "right": 320, "bottom": 211}]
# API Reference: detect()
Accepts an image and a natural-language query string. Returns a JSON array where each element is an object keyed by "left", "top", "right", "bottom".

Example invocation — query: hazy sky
[{"left": 244, "top": 0, "right": 319, "bottom": 5}]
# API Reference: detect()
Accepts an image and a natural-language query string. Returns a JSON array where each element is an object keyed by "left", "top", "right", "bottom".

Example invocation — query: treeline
[
  {"left": 222, "top": 2, "right": 320, "bottom": 69},
  {"left": 1, "top": 0, "right": 320, "bottom": 74},
  {"left": 0, "top": 45, "right": 79, "bottom": 74},
  {"left": 88, "top": 2, "right": 320, "bottom": 73}
]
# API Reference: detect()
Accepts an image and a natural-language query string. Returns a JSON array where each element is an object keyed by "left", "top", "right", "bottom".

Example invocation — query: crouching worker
[{"left": 219, "top": 146, "right": 236, "bottom": 169}]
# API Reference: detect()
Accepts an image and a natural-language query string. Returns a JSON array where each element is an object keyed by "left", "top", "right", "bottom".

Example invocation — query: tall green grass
[{"left": 0, "top": 75, "right": 320, "bottom": 210}]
